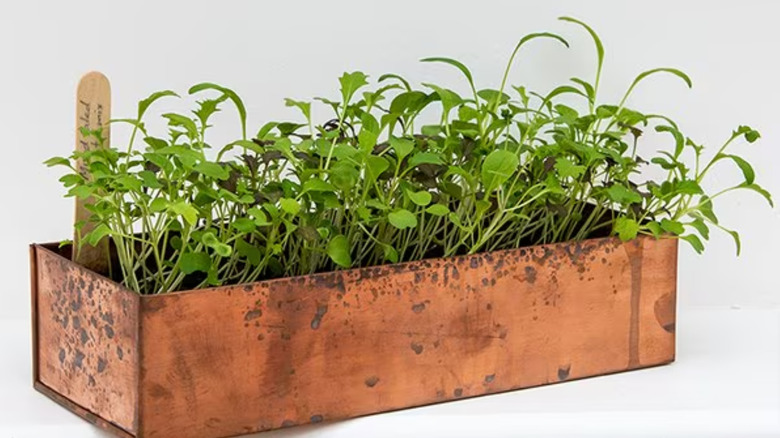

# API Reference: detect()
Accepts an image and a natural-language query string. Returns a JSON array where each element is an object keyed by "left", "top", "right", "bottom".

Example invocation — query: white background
[{"left": 0, "top": 1, "right": 778, "bottom": 437}]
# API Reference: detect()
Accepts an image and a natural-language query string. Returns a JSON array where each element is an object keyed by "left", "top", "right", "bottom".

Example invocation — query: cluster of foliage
[{"left": 46, "top": 17, "right": 772, "bottom": 294}]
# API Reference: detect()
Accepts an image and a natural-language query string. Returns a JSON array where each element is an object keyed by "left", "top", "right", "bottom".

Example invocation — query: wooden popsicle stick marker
[{"left": 74, "top": 72, "right": 111, "bottom": 273}]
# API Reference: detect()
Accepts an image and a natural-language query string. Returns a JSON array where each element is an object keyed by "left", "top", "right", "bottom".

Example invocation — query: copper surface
[{"left": 31, "top": 235, "right": 678, "bottom": 438}]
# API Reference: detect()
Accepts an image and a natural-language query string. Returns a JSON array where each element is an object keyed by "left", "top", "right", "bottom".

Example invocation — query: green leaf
[
  {"left": 716, "top": 154, "right": 755, "bottom": 184},
  {"left": 689, "top": 218, "right": 710, "bottom": 240},
  {"left": 426, "top": 204, "right": 449, "bottom": 216},
  {"left": 180, "top": 252, "right": 211, "bottom": 275},
  {"left": 67, "top": 185, "right": 94, "bottom": 199},
  {"left": 627, "top": 68, "right": 693, "bottom": 98},
  {"left": 138, "top": 90, "right": 179, "bottom": 119},
  {"left": 86, "top": 223, "right": 111, "bottom": 246},
  {"left": 59, "top": 174, "right": 83, "bottom": 187},
  {"left": 676, "top": 180, "right": 703, "bottom": 195},
  {"left": 248, "top": 207, "right": 271, "bottom": 226},
  {"left": 681, "top": 234, "right": 704, "bottom": 254},
  {"left": 235, "top": 238, "right": 261, "bottom": 266},
  {"left": 279, "top": 198, "right": 301, "bottom": 215},
  {"left": 202, "top": 231, "right": 232, "bottom": 257},
  {"left": 407, "top": 190, "right": 432, "bottom": 206},
  {"left": 150, "top": 198, "right": 168, "bottom": 212},
  {"left": 162, "top": 113, "right": 199, "bottom": 139},
  {"left": 481, "top": 149, "right": 519, "bottom": 192},
  {"left": 656, "top": 125, "right": 685, "bottom": 158},
  {"left": 383, "top": 245, "right": 399, "bottom": 263},
  {"left": 420, "top": 57, "right": 475, "bottom": 92},
  {"left": 284, "top": 98, "right": 311, "bottom": 121},
  {"left": 303, "top": 179, "right": 336, "bottom": 193},
  {"left": 116, "top": 175, "right": 142, "bottom": 192},
  {"left": 339, "top": 71, "right": 369, "bottom": 104},
  {"left": 389, "top": 136, "right": 414, "bottom": 160},
  {"left": 559, "top": 17, "right": 603, "bottom": 85},
  {"left": 724, "top": 228, "right": 741, "bottom": 256},
  {"left": 735, "top": 125, "right": 760, "bottom": 143},
  {"left": 606, "top": 184, "right": 642, "bottom": 204},
  {"left": 388, "top": 208, "right": 418, "bottom": 229},
  {"left": 408, "top": 152, "right": 444, "bottom": 168},
  {"left": 660, "top": 219, "right": 685, "bottom": 235},
  {"left": 169, "top": 201, "right": 199, "bottom": 226},
  {"left": 189, "top": 83, "right": 248, "bottom": 139},
  {"left": 138, "top": 170, "right": 162, "bottom": 189},
  {"left": 365, "top": 155, "right": 390, "bottom": 182},
  {"left": 614, "top": 216, "right": 640, "bottom": 241},
  {"left": 44, "top": 156, "right": 71, "bottom": 167},
  {"left": 194, "top": 162, "right": 230, "bottom": 180},
  {"left": 231, "top": 218, "right": 256, "bottom": 233},
  {"left": 422, "top": 83, "right": 462, "bottom": 114},
  {"left": 739, "top": 182, "right": 774, "bottom": 207},
  {"left": 366, "top": 199, "right": 389, "bottom": 210},
  {"left": 555, "top": 157, "right": 585, "bottom": 179},
  {"left": 698, "top": 195, "right": 719, "bottom": 224},
  {"left": 327, "top": 235, "right": 352, "bottom": 268},
  {"left": 646, "top": 221, "right": 663, "bottom": 238}
]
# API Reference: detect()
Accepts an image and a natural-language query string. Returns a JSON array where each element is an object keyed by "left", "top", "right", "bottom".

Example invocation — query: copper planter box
[{"left": 30, "top": 235, "right": 677, "bottom": 438}]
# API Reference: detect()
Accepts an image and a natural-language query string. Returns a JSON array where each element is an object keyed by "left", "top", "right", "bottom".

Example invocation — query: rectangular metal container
[{"left": 31, "top": 235, "right": 678, "bottom": 438}]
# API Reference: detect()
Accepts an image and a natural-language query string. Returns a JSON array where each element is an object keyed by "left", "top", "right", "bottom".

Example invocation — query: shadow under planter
[{"left": 30, "top": 235, "right": 678, "bottom": 438}]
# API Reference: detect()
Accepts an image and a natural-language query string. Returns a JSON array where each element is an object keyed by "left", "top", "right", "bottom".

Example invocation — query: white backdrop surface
[{"left": 0, "top": 1, "right": 778, "bottom": 437}]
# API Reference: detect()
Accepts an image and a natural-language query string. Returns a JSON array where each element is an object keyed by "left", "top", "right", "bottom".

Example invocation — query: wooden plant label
[{"left": 74, "top": 72, "right": 111, "bottom": 273}]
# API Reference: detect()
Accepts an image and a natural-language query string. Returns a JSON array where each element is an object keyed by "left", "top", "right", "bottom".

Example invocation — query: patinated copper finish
[{"left": 31, "top": 235, "right": 678, "bottom": 438}]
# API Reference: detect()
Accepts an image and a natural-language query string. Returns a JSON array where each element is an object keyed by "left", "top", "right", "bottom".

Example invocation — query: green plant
[{"left": 45, "top": 17, "right": 772, "bottom": 295}]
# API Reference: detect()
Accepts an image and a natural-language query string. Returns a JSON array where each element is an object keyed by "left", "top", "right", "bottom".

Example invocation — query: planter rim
[{"left": 32, "top": 234, "right": 664, "bottom": 299}]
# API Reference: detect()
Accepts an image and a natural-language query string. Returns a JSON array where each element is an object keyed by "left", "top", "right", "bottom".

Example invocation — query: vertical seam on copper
[
  {"left": 135, "top": 294, "right": 143, "bottom": 437},
  {"left": 30, "top": 244, "right": 40, "bottom": 385}
]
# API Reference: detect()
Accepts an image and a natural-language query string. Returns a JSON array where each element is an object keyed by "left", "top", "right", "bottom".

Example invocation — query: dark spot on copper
[
  {"left": 149, "top": 383, "right": 173, "bottom": 400},
  {"left": 365, "top": 376, "right": 380, "bottom": 388},
  {"left": 436, "top": 389, "right": 446, "bottom": 398},
  {"left": 310, "top": 415, "right": 323, "bottom": 424},
  {"left": 90, "top": 316, "right": 98, "bottom": 328},
  {"left": 414, "top": 272, "right": 424, "bottom": 283},
  {"left": 97, "top": 357, "right": 107, "bottom": 373},
  {"left": 244, "top": 309, "right": 262, "bottom": 321},
  {"left": 74, "top": 350, "right": 85, "bottom": 368},
  {"left": 243, "top": 285, "right": 253, "bottom": 292},
  {"left": 101, "top": 312, "right": 114, "bottom": 325},
  {"left": 486, "top": 303, "right": 492, "bottom": 310},
  {"left": 72, "top": 316, "right": 81, "bottom": 330},
  {"left": 481, "top": 278, "right": 489, "bottom": 286},
  {"left": 58, "top": 348, "right": 66, "bottom": 364},
  {"left": 663, "top": 322, "right": 675, "bottom": 333},
  {"left": 558, "top": 364, "right": 571, "bottom": 381},
  {"left": 454, "top": 388, "right": 463, "bottom": 397},
  {"left": 104, "top": 325, "right": 114, "bottom": 339},
  {"left": 470, "top": 257, "right": 479, "bottom": 269},
  {"left": 484, "top": 374, "right": 495, "bottom": 384},
  {"left": 451, "top": 265, "right": 460, "bottom": 280},
  {"left": 431, "top": 272, "right": 439, "bottom": 282},
  {"left": 410, "top": 342, "right": 424, "bottom": 355},
  {"left": 88, "top": 375, "right": 96, "bottom": 386},
  {"left": 311, "top": 304, "right": 328, "bottom": 330},
  {"left": 412, "top": 302, "right": 426, "bottom": 313},
  {"left": 525, "top": 266, "right": 537, "bottom": 283},
  {"left": 79, "top": 328, "right": 89, "bottom": 345},
  {"left": 281, "top": 420, "right": 295, "bottom": 428},
  {"left": 59, "top": 314, "right": 69, "bottom": 329},
  {"left": 116, "top": 346, "right": 124, "bottom": 360}
]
